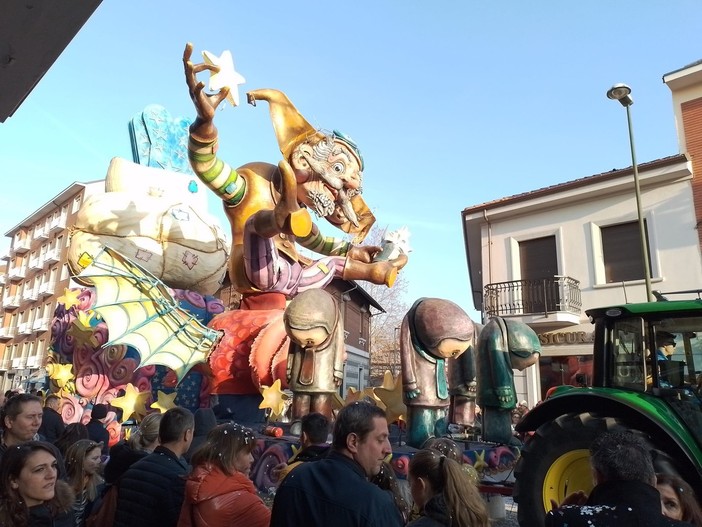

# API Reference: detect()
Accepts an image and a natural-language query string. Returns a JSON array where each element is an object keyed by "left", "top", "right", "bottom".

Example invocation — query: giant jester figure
[{"left": 183, "top": 44, "right": 407, "bottom": 404}]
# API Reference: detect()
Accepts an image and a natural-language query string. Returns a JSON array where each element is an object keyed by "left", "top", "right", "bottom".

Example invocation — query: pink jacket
[{"left": 177, "top": 464, "right": 271, "bottom": 527}]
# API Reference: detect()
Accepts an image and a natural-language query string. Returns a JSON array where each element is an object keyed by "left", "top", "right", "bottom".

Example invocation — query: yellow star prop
[
  {"left": 150, "top": 390, "right": 178, "bottom": 413},
  {"left": 202, "top": 49, "right": 246, "bottom": 107},
  {"left": 47, "top": 363, "right": 74, "bottom": 388},
  {"left": 373, "top": 373, "right": 407, "bottom": 425},
  {"left": 259, "top": 379, "right": 287, "bottom": 419},
  {"left": 109, "top": 383, "right": 150, "bottom": 422},
  {"left": 69, "top": 314, "right": 99, "bottom": 348},
  {"left": 344, "top": 387, "right": 363, "bottom": 405},
  {"left": 57, "top": 288, "right": 81, "bottom": 310}
]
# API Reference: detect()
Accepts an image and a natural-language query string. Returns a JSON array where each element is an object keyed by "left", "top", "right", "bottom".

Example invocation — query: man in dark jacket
[
  {"left": 270, "top": 402, "right": 403, "bottom": 527},
  {"left": 38, "top": 394, "right": 65, "bottom": 443},
  {"left": 114, "top": 407, "right": 194, "bottom": 527},
  {"left": 86, "top": 403, "right": 110, "bottom": 457},
  {"left": 545, "top": 431, "right": 692, "bottom": 527}
]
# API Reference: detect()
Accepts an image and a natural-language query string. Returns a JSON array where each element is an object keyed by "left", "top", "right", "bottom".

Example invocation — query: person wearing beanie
[
  {"left": 183, "top": 407, "right": 217, "bottom": 462},
  {"left": 86, "top": 404, "right": 110, "bottom": 457}
]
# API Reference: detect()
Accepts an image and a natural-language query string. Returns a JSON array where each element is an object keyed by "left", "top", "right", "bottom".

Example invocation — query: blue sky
[{"left": 1, "top": 1, "right": 700, "bottom": 322}]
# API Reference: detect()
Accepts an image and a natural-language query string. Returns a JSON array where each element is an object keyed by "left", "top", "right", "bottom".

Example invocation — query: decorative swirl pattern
[
  {"left": 75, "top": 359, "right": 110, "bottom": 400},
  {"left": 60, "top": 395, "right": 84, "bottom": 425},
  {"left": 107, "top": 357, "right": 138, "bottom": 387}
]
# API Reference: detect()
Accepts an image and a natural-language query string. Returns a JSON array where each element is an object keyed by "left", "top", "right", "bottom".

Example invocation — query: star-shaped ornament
[
  {"left": 344, "top": 387, "right": 363, "bottom": 405},
  {"left": 47, "top": 363, "right": 74, "bottom": 388},
  {"left": 259, "top": 379, "right": 288, "bottom": 419},
  {"left": 373, "top": 373, "right": 407, "bottom": 425},
  {"left": 110, "top": 383, "right": 150, "bottom": 422},
  {"left": 202, "top": 50, "right": 246, "bottom": 107},
  {"left": 57, "top": 289, "right": 81, "bottom": 310},
  {"left": 150, "top": 390, "right": 178, "bottom": 413}
]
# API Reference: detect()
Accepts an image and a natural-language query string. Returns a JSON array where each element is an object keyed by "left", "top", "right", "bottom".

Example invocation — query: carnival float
[{"left": 44, "top": 43, "right": 541, "bottom": 494}]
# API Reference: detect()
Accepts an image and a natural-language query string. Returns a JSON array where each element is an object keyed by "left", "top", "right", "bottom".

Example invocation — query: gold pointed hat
[{"left": 247, "top": 88, "right": 325, "bottom": 160}]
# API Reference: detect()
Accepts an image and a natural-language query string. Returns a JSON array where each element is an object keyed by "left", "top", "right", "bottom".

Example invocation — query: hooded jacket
[{"left": 177, "top": 464, "right": 270, "bottom": 527}]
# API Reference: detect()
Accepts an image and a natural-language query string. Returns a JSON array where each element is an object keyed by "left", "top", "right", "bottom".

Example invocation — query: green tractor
[{"left": 513, "top": 297, "right": 702, "bottom": 526}]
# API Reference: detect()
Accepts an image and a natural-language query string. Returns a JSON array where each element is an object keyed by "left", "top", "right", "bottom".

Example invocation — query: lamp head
[{"left": 607, "top": 83, "right": 633, "bottom": 107}]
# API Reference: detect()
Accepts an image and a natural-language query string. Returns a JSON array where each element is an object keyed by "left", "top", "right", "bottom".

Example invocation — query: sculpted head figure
[
  {"left": 247, "top": 88, "right": 374, "bottom": 241},
  {"left": 284, "top": 289, "right": 339, "bottom": 349},
  {"left": 414, "top": 298, "right": 474, "bottom": 360}
]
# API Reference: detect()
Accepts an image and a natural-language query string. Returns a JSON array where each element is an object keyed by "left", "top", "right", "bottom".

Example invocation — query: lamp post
[{"left": 606, "top": 83, "right": 653, "bottom": 302}]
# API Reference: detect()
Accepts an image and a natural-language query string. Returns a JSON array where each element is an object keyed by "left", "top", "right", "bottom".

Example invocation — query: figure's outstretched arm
[
  {"left": 183, "top": 43, "right": 245, "bottom": 206},
  {"left": 297, "top": 224, "right": 352, "bottom": 257}
]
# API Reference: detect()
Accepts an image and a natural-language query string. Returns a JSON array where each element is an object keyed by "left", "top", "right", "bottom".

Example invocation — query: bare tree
[{"left": 359, "top": 226, "right": 411, "bottom": 385}]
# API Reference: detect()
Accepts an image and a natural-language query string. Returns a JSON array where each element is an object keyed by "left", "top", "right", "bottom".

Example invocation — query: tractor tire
[{"left": 513, "top": 413, "right": 627, "bottom": 527}]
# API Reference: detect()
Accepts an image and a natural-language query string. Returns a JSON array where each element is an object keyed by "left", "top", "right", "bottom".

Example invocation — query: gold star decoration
[
  {"left": 150, "top": 390, "right": 178, "bottom": 413},
  {"left": 47, "top": 363, "right": 74, "bottom": 389},
  {"left": 202, "top": 49, "right": 246, "bottom": 107},
  {"left": 109, "top": 383, "right": 150, "bottom": 422},
  {"left": 57, "top": 288, "right": 81, "bottom": 310},
  {"left": 259, "top": 379, "right": 288, "bottom": 419},
  {"left": 69, "top": 312, "right": 100, "bottom": 348},
  {"left": 373, "top": 373, "right": 407, "bottom": 425},
  {"left": 344, "top": 387, "right": 363, "bottom": 405}
]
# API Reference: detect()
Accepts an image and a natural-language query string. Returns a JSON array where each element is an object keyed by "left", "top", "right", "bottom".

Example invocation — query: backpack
[{"left": 85, "top": 483, "right": 118, "bottom": 527}]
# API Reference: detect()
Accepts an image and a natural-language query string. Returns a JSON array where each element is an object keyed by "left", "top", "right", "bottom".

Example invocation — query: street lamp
[{"left": 606, "top": 83, "right": 653, "bottom": 302}]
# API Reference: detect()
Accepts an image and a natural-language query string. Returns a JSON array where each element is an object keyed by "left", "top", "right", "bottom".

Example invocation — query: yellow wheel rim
[{"left": 543, "top": 449, "right": 593, "bottom": 511}]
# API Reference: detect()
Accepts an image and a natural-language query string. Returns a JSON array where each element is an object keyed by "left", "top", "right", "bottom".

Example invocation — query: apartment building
[
  {"left": 0, "top": 181, "right": 104, "bottom": 393},
  {"left": 462, "top": 60, "right": 702, "bottom": 407}
]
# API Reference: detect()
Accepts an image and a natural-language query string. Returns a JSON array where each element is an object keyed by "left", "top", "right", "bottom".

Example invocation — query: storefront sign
[{"left": 539, "top": 330, "right": 594, "bottom": 346}]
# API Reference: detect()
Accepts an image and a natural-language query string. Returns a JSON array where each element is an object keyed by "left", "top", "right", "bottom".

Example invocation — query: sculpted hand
[
  {"left": 405, "top": 387, "right": 421, "bottom": 400},
  {"left": 183, "top": 43, "right": 230, "bottom": 133},
  {"left": 494, "top": 386, "right": 514, "bottom": 406},
  {"left": 347, "top": 244, "right": 381, "bottom": 263}
]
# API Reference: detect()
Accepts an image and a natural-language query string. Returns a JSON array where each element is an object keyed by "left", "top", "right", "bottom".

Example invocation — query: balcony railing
[
  {"left": 39, "top": 281, "right": 56, "bottom": 296},
  {"left": 49, "top": 217, "right": 66, "bottom": 232},
  {"left": 8, "top": 266, "right": 26, "bottom": 280},
  {"left": 13, "top": 238, "right": 30, "bottom": 253},
  {"left": 32, "top": 318, "right": 50, "bottom": 332},
  {"left": 44, "top": 248, "right": 60, "bottom": 264},
  {"left": 484, "top": 276, "right": 582, "bottom": 318},
  {"left": 2, "top": 295, "right": 21, "bottom": 309},
  {"left": 29, "top": 257, "right": 42, "bottom": 270},
  {"left": 0, "top": 326, "right": 17, "bottom": 340},
  {"left": 12, "top": 357, "right": 27, "bottom": 369}
]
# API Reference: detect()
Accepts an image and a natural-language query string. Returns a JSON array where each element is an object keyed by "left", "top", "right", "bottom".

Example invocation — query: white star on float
[{"left": 202, "top": 49, "right": 246, "bottom": 107}]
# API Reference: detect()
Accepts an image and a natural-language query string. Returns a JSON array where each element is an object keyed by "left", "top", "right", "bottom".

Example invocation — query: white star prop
[{"left": 202, "top": 50, "right": 246, "bottom": 107}]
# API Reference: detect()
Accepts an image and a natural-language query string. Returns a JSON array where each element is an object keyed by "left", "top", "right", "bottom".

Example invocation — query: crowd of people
[{"left": 0, "top": 390, "right": 700, "bottom": 526}]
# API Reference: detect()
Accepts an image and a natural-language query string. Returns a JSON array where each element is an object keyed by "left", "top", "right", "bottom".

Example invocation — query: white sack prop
[{"left": 68, "top": 192, "right": 229, "bottom": 295}]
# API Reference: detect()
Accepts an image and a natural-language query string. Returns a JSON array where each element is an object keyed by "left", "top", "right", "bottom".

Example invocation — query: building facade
[
  {"left": 0, "top": 181, "right": 104, "bottom": 393},
  {"left": 462, "top": 60, "right": 702, "bottom": 406}
]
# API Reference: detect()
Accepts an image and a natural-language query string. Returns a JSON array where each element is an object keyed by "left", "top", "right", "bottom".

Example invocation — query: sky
[{"left": 1, "top": 1, "right": 700, "bottom": 323}]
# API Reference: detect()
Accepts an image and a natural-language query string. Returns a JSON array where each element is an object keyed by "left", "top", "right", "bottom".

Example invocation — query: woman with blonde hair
[
  {"left": 64, "top": 439, "right": 104, "bottom": 526},
  {"left": 104, "top": 412, "right": 162, "bottom": 484},
  {"left": 408, "top": 448, "right": 489, "bottom": 527},
  {"left": 656, "top": 473, "right": 702, "bottom": 525},
  {"left": 178, "top": 422, "right": 270, "bottom": 527}
]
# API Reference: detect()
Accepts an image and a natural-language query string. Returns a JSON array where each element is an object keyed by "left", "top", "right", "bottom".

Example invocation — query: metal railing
[{"left": 484, "top": 276, "right": 582, "bottom": 317}]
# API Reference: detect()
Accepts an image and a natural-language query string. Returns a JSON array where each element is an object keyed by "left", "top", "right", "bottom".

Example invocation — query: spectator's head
[
  {"left": 422, "top": 437, "right": 464, "bottom": 464},
  {"left": 44, "top": 395, "right": 60, "bottom": 411},
  {"left": 128, "top": 412, "right": 163, "bottom": 452},
  {"left": 589, "top": 431, "right": 655, "bottom": 485},
  {"left": 64, "top": 439, "right": 103, "bottom": 500},
  {"left": 190, "top": 422, "right": 256, "bottom": 476},
  {"left": 0, "top": 441, "right": 72, "bottom": 519},
  {"left": 159, "top": 407, "right": 194, "bottom": 455},
  {"left": 408, "top": 448, "right": 488, "bottom": 526},
  {"left": 54, "top": 423, "right": 89, "bottom": 459},
  {"left": 332, "top": 402, "right": 391, "bottom": 478},
  {"left": 300, "top": 412, "right": 330, "bottom": 446},
  {"left": 90, "top": 404, "right": 108, "bottom": 421},
  {"left": 1, "top": 394, "right": 43, "bottom": 447},
  {"left": 656, "top": 473, "right": 702, "bottom": 525}
]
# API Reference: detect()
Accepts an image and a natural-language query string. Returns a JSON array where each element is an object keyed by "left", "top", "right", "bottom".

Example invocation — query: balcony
[
  {"left": 2, "top": 295, "right": 20, "bottom": 309},
  {"left": 18, "top": 323, "right": 32, "bottom": 335},
  {"left": 483, "top": 276, "right": 582, "bottom": 329},
  {"left": 32, "top": 318, "right": 49, "bottom": 332},
  {"left": 8, "top": 266, "right": 26, "bottom": 280},
  {"left": 12, "top": 357, "right": 27, "bottom": 369},
  {"left": 0, "top": 326, "right": 17, "bottom": 340},
  {"left": 0, "top": 359, "right": 10, "bottom": 371},
  {"left": 25, "top": 355, "right": 40, "bottom": 368},
  {"left": 49, "top": 216, "right": 67, "bottom": 232},
  {"left": 44, "top": 248, "right": 60, "bottom": 264},
  {"left": 29, "top": 257, "right": 43, "bottom": 270},
  {"left": 0, "top": 275, "right": 5, "bottom": 285},
  {"left": 13, "top": 238, "right": 30, "bottom": 253},
  {"left": 23, "top": 289, "right": 38, "bottom": 302},
  {"left": 35, "top": 227, "right": 49, "bottom": 240},
  {"left": 39, "top": 281, "right": 56, "bottom": 296}
]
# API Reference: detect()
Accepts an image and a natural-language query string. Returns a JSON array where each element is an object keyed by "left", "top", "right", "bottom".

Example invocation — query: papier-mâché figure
[
  {"left": 400, "top": 298, "right": 474, "bottom": 448},
  {"left": 283, "top": 289, "right": 345, "bottom": 419}
]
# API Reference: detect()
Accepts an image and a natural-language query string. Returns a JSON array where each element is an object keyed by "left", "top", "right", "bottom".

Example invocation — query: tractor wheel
[{"left": 513, "top": 413, "right": 626, "bottom": 527}]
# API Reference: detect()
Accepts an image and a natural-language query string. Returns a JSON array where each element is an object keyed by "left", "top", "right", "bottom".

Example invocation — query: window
[
  {"left": 72, "top": 194, "right": 82, "bottom": 214},
  {"left": 601, "top": 221, "right": 651, "bottom": 283}
]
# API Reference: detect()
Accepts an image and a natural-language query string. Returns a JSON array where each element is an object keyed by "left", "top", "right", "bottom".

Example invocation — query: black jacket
[
  {"left": 38, "top": 407, "right": 65, "bottom": 443},
  {"left": 408, "top": 494, "right": 451, "bottom": 526},
  {"left": 103, "top": 440, "right": 148, "bottom": 485},
  {"left": 545, "top": 480, "right": 693, "bottom": 527},
  {"left": 114, "top": 446, "right": 190, "bottom": 527},
  {"left": 270, "top": 450, "right": 404, "bottom": 527},
  {"left": 85, "top": 420, "right": 110, "bottom": 457}
]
